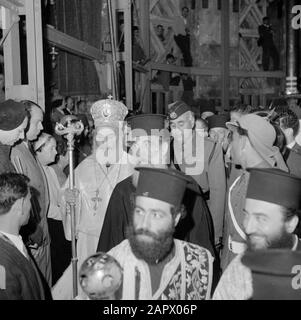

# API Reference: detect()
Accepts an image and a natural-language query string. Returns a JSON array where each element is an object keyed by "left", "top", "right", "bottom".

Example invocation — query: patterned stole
[{"left": 155, "top": 242, "right": 211, "bottom": 300}]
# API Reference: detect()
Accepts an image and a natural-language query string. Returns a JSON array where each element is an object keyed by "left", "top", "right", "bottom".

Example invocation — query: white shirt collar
[{"left": 287, "top": 141, "right": 296, "bottom": 150}]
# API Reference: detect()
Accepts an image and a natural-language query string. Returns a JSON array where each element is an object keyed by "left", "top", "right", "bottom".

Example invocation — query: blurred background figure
[
  {"left": 156, "top": 24, "right": 166, "bottom": 43},
  {"left": 77, "top": 100, "right": 88, "bottom": 115},
  {"left": 33, "top": 133, "right": 71, "bottom": 286},
  {"left": 75, "top": 114, "right": 92, "bottom": 165},
  {"left": 200, "top": 100, "right": 216, "bottom": 120},
  {"left": 65, "top": 96, "right": 75, "bottom": 115},
  {"left": 207, "top": 114, "right": 231, "bottom": 153},
  {"left": 54, "top": 96, "right": 75, "bottom": 118},
  {"left": 132, "top": 26, "right": 146, "bottom": 64},
  {"left": 195, "top": 116, "right": 208, "bottom": 137},
  {"left": 173, "top": 6, "right": 193, "bottom": 67},
  {"left": 258, "top": 16, "right": 279, "bottom": 71},
  {"left": 180, "top": 73, "right": 196, "bottom": 107},
  {"left": 51, "top": 136, "right": 69, "bottom": 183}
]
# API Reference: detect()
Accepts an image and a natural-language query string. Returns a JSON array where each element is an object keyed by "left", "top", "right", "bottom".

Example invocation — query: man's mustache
[{"left": 134, "top": 228, "right": 161, "bottom": 242}]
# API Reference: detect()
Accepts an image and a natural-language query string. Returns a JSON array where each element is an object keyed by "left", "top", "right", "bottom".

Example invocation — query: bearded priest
[
  {"left": 52, "top": 98, "right": 135, "bottom": 299},
  {"left": 108, "top": 167, "right": 214, "bottom": 300}
]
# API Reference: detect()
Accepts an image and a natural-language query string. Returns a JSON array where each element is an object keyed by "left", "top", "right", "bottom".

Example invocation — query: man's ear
[
  {"left": 284, "top": 128, "right": 294, "bottom": 139},
  {"left": 188, "top": 111, "right": 195, "bottom": 128},
  {"left": 10, "top": 198, "right": 23, "bottom": 216},
  {"left": 285, "top": 215, "right": 299, "bottom": 234},
  {"left": 174, "top": 212, "right": 181, "bottom": 227}
]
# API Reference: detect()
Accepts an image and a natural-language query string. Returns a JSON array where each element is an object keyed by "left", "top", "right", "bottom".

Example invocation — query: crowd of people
[{"left": 0, "top": 94, "right": 301, "bottom": 300}]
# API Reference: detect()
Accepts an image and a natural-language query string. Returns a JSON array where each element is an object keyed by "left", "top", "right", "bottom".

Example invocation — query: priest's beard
[
  {"left": 246, "top": 227, "right": 294, "bottom": 252},
  {"left": 126, "top": 221, "right": 175, "bottom": 265}
]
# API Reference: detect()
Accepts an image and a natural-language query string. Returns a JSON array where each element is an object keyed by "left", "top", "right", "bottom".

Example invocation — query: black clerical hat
[
  {"left": 207, "top": 114, "right": 230, "bottom": 129},
  {"left": 136, "top": 167, "right": 192, "bottom": 207},
  {"left": 199, "top": 99, "right": 216, "bottom": 114},
  {"left": 127, "top": 114, "right": 167, "bottom": 137},
  {"left": 0, "top": 99, "right": 27, "bottom": 131},
  {"left": 246, "top": 168, "right": 301, "bottom": 209},
  {"left": 242, "top": 249, "right": 301, "bottom": 300}
]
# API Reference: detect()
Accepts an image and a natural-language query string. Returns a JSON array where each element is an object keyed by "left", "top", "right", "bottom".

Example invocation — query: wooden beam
[
  {"left": 150, "top": 0, "right": 160, "bottom": 11},
  {"left": 150, "top": 14, "right": 174, "bottom": 25},
  {"left": 3, "top": 6, "right": 21, "bottom": 87},
  {"left": 150, "top": 63, "right": 221, "bottom": 76},
  {"left": 140, "top": 0, "right": 151, "bottom": 112},
  {"left": 25, "top": 1, "right": 36, "bottom": 104},
  {"left": 32, "top": 0, "right": 44, "bottom": 109},
  {"left": 221, "top": 0, "right": 230, "bottom": 111},
  {"left": 239, "top": 28, "right": 260, "bottom": 38},
  {"left": 240, "top": 39, "right": 261, "bottom": 70},
  {"left": 150, "top": 62, "right": 284, "bottom": 78},
  {"left": 239, "top": 4, "right": 252, "bottom": 25},
  {"left": 240, "top": 88, "right": 275, "bottom": 95},
  {"left": 123, "top": 0, "right": 133, "bottom": 109},
  {"left": 0, "top": 0, "right": 23, "bottom": 13},
  {"left": 232, "top": 70, "right": 284, "bottom": 78},
  {"left": 45, "top": 25, "right": 105, "bottom": 61}
]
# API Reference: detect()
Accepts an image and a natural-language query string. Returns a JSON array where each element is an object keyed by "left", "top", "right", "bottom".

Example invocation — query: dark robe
[
  {"left": 0, "top": 236, "right": 49, "bottom": 300},
  {"left": 0, "top": 143, "right": 16, "bottom": 174},
  {"left": 97, "top": 177, "right": 135, "bottom": 253},
  {"left": 96, "top": 175, "right": 216, "bottom": 258}
]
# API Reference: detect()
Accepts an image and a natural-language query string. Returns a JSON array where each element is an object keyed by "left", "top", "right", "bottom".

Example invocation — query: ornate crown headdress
[{"left": 90, "top": 97, "right": 128, "bottom": 127}]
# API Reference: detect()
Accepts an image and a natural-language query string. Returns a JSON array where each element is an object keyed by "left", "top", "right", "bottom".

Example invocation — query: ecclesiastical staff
[{"left": 55, "top": 115, "right": 84, "bottom": 298}]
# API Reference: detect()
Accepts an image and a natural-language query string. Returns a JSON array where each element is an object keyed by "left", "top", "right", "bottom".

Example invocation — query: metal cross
[{"left": 92, "top": 189, "right": 102, "bottom": 211}]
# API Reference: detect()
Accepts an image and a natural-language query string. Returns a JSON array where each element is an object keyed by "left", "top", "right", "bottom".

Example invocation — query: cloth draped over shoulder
[{"left": 0, "top": 235, "right": 48, "bottom": 300}]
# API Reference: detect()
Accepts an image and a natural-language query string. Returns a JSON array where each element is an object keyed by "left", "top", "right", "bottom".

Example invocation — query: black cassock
[{"left": 96, "top": 175, "right": 216, "bottom": 258}]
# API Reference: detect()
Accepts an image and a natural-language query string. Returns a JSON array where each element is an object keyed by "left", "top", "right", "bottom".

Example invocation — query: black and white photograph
[{"left": 0, "top": 0, "right": 301, "bottom": 306}]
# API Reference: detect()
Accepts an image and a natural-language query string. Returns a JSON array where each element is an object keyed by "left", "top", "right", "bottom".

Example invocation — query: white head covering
[{"left": 227, "top": 114, "right": 288, "bottom": 171}]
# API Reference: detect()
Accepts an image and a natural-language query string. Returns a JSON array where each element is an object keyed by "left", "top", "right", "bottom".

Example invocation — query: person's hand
[
  {"left": 27, "top": 225, "right": 44, "bottom": 248},
  {"left": 28, "top": 243, "right": 39, "bottom": 250},
  {"left": 64, "top": 188, "right": 80, "bottom": 205}
]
